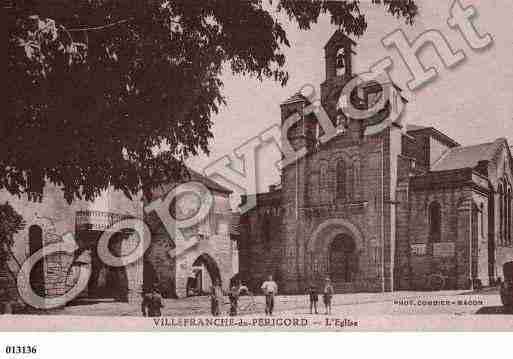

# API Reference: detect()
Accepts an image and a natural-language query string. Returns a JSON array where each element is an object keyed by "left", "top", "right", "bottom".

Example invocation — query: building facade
[
  {"left": 0, "top": 169, "right": 238, "bottom": 309},
  {"left": 238, "top": 32, "right": 513, "bottom": 294}
]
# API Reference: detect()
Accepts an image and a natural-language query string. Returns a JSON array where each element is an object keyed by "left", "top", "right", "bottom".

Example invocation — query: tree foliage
[
  {"left": 4, "top": 0, "right": 417, "bottom": 202},
  {"left": 0, "top": 202, "right": 25, "bottom": 253}
]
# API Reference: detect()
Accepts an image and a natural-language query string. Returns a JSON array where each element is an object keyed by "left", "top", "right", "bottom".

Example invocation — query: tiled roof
[
  {"left": 431, "top": 140, "right": 500, "bottom": 171},
  {"left": 405, "top": 124, "right": 460, "bottom": 147},
  {"left": 324, "top": 30, "right": 357, "bottom": 49},
  {"left": 186, "top": 168, "right": 232, "bottom": 194},
  {"left": 281, "top": 92, "right": 308, "bottom": 105},
  {"left": 406, "top": 124, "right": 428, "bottom": 132}
]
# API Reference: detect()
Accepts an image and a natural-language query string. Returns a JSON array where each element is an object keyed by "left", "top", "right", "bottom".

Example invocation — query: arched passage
[
  {"left": 187, "top": 253, "right": 221, "bottom": 296},
  {"left": 308, "top": 218, "right": 363, "bottom": 253},
  {"left": 329, "top": 234, "right": 357, "bottom": 283},
  {"left": 28, "top": 225, "right": 45, "bottom": 296},
  {"left": 86, "top": 231, "right": 129, "bottom": 302},
  {"left": 307, "top": 219, "right": 364, "bottom": 290}
]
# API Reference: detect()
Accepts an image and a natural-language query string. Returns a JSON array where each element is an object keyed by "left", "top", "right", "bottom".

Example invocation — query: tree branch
[{"left": 67, "top": 18, "right": 133, "bottom": 32}]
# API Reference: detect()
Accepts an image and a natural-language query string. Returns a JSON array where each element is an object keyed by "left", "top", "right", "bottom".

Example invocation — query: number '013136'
[{"left": 5, "top": 345, "right": 38, "bottom": 354}]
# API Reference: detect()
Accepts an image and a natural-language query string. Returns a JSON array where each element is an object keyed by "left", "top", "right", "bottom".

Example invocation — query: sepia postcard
[{"left": 2, "top": 0, "right": 513, "bottom": 332}]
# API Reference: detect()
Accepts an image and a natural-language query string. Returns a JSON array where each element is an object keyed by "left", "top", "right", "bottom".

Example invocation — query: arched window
[
  {"left": 320, "top": 162, "right": 328, "bottom": 188},
  {"left": 506, "top": 186, "right": 513, "bottom": 245},
  {"left": 429, "top": 201, "right": 442, "bottom": 243},
  {"left": 308, "top": 173, "right": 319, "bottom": 205},
  {"left": 319, "top": 161, "right": 330, "bottom": 203},
  {"left": 29, "top": 225, "right": 43, "bottom": 255},
  {"left": 502, "top": 183, "right": 508, "bottom": 245},
  {"left": 335, "top": 48, "right": 346, "bottom": 76},
  {"left": 502, "top": 183, "right": 508, "bottom": 244},
  {"left": 499, "top": 183, "right": 504, "bottom": 246},
  {"left": 28, "top": 225, "right": 45, "bottom": 295},
  {"left": 336, "top": 160, "right": 346, "bottom": 200},
  {"left": 353, "top": 158, "right": 360, "bottom": 200},
  {"left": 480, "top": 203, "right": 485, "bottom": 238}
]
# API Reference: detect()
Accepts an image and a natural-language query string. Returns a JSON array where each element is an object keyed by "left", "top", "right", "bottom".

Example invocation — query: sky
[{"left": 187, "top": 0, "right": 513, "bottom": 206}]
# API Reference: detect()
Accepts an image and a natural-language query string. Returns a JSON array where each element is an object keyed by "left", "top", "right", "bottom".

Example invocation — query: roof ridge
[
  {"left": 186, "top": 167, "right": 232, "bottom": 194},
  {"left": 450, "top": 141, "right": 495, "bottom": 151},
  {"left": 281, "top": 92, "right": 308, "bottom": 105},
  {"left": 431, "top": 146, "right": 453, "bottom": 169}
]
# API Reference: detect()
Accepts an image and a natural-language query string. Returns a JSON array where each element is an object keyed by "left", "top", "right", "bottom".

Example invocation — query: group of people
[
  {"left": 260, "top": 275, "right": 335, "bottom": 316},
  {"left": 307, "top": 277, "right": 334, "bottom": 315},
  {"left": 141, "top": 286, "right": 164, "bottom": 317},
  {"left": 250, "top": 275, "right": 335, "bottom": 316},
  {"left": 140, "top": 275, "right": 335, "bottom": 318},
  {"left": 210, "top": 280, "right": 250, "bottom": 316}
]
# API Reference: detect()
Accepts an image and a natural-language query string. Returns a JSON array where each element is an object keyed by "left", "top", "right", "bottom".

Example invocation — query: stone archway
[
  {"left": 308, "top": 218, "right": 363, "bottom": 254},
  {"left": 81, "top": 230, "right": 130, "bottom": 302},
  {"left": 307, "top": 218, "right": 364, "bottom": 291},
  {"left": 187, "top": 253, "right": 221, "bottom": 296}
]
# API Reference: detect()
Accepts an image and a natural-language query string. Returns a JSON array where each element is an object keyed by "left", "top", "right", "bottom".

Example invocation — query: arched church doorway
[
  {"left": 28, "top": 225, "right": 45, "bottom": 296},
  {"left": 187, "top": 254, "right": 221, "bottom": 296},
  {"left": 328, "top": 234, "right": 356, "bottom": 284},
  {"left": 86, "top": 231, "right": 129, "bottom": 302}
]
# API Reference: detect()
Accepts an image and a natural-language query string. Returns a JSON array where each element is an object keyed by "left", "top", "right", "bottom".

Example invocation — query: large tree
[
  {"left": 0, "top": 202, "right": 25, "bottom": 260},
  {"left": 4, "top": 0, "right": 417, "bottom": 202}
]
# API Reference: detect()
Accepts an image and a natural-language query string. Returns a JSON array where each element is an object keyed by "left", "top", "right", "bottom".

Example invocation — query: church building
[{"left": 238, "top": 31, "right": 513, "bottom": 294}]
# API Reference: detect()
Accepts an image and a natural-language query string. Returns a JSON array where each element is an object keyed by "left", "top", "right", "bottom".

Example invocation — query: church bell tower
[
  {"left": 321, "top": 30, "right": 357, "bottom": 114},
  {"left": 320, "top": 31, "right": 360, "bottom": 138}
]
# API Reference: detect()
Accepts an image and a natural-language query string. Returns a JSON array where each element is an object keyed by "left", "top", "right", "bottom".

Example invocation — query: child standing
[{"left": 323, "top": 277, "right": 334, "bottom": 315}]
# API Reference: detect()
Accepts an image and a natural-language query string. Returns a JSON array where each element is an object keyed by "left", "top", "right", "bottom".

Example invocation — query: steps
[{"left": 331, "top": 281, "right": 357, "bottom": 294}]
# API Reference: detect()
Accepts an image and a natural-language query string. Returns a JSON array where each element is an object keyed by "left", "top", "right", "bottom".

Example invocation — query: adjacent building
[{"left": 0, "top": 169, "right": 238, "bottom": 308}]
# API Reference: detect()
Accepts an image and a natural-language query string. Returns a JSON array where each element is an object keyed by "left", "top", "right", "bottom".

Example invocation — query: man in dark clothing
[
  {"left": 141, "top": 287, "right": 164, "bottom": 317},
  {"left": 0, "top": 288, "right": 14, "bottom": 314},
  {"left": 307, "top": 284, "right": 319, "bottom": 314},
  {"left": 210, "top": 280, "right": 223, "bottom": 316},
  {"left": 228, "top": 285, "right": 240, "bottom": 316}
]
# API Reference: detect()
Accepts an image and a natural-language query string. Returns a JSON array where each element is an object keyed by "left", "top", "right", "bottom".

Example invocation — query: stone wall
[
  {"left": 0, "top": 184, "right": 144, "bottom": 307},
  {"left": 398, "top": 179, "right": 491, "bottom": 291},
  {"left": 238, "top": 192, "right": 284, "bottom": 293},
  {"left": 145, "top": 189, "right": 236, "bottom": 298},
  {"left": 239, "top": 121, "right": 396, "bottom": 294}
]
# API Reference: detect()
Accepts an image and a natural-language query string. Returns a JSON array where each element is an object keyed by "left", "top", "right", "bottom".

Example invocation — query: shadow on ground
[
  {"left": 458, "top": 286, "right": 500, "bottom": 296},
  {"left": 67, "top": 298, "right": 118, "bottom": 307},
  {"left": 476, "top": 306, "right": 513, "bottom": 314}
]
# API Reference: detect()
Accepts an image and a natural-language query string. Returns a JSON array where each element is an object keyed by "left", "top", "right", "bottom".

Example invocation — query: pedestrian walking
[
  {"left": 260, "top": 275, "right": 278, "bottom": 316},
  {"left": 228, "top": 284, "right": 240, "bottom": 316},
  {"left": 307, "top": 284, "right": 319, "bottom": 314},
  {"left": 0, "top": 288, "right": 14, "bottom": 315},
  {"left": 210, "top": 280, "right": 223, "bottom": 316},
  {"left": 141, "top": 286, "right": 164, "bottom": 317},
  {"left": 323, "top": 277, "right": 334, "bottom": 315}
]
